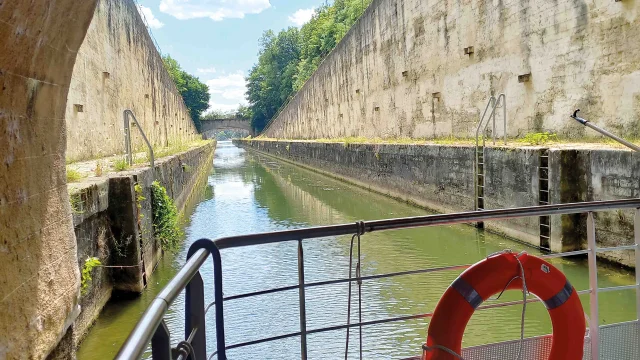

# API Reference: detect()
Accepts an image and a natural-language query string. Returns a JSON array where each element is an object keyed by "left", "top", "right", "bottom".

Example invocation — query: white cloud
[
  {"left": 288, "top": 8, "right": 315, "bottom": 27},
  {"left": 197, "top": 67, "right": 217, "bottom": 74},
  {"left": 159, "top": 0, "right": 271, "bottom": 21},
  {"left": 136, "top": 5, "right": 165, "bottom": 29},
  {"left": 205, "top": 71, "right": 247, "bottom": 112}
]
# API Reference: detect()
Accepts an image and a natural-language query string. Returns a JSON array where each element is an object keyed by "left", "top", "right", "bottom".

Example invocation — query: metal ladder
[
  {"left": 539, "top": 150, "right": 551, "bottom": 250},
  {"left": 474, "top": 94, "right": 506, "bottom": 214}
]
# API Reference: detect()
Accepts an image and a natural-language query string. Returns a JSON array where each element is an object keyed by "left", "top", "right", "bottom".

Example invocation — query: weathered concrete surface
[
  {"left": 236, "top": 140, "right": 637, "bottom": 268},
  {"left": 0, "top": 0, "right": 98, "bottom": 359},
  {"left": 264, "top": 0, "right": 640, "bottom": 140},
  {"left": 201, "top": 118, "right": 254, "bottom": 139},
  {"left": 235, "top": 140, "right": 542, "bottom": 244},
  {"left": 549, "top": 149, "right": 640, "bottom": 267},
  {"left": 67, "top": 141, "right": 215, "bottom": 345},
  {"left": 65, "top": 0, "right": 198, "bottom": 162},
  {"left": 484, "top": 147, "right": 544, "bottom": 244}
]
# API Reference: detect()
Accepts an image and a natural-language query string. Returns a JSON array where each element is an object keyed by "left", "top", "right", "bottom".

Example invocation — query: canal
[{"left": 78, "top": 141, "right": 637, "bottom": 359}]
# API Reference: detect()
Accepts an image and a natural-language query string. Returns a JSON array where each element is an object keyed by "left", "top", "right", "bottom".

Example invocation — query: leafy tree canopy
[
  {"left": 162, "top": 55, "right": 210, "bottom": 132},
  {"left": 246, "top": 0, "right": 372, "bottom": 133}
]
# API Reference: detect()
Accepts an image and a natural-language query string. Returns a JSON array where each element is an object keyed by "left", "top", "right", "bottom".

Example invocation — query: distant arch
[{"left": 201, "top": 118, "right": 255, "bottom": 138}]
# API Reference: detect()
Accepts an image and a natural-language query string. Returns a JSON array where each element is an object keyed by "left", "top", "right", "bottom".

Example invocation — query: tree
[
  {"left": 235, "top": 105, "right": 253, "bottom": 120},
  {"left": 162, "top": 55, "right": 210, "bottom": 132},
  {"left": 246, "top": 0, "right": 372, "bottom": 133}
]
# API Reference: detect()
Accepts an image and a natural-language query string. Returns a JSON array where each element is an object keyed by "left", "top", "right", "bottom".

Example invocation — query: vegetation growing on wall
[
  {"left": 151, "top": 181, "right": 183, "bottom": 251},
  {"left": 163, "top": 55, "right": 210, "bottom": 132},
  {"left": 246, "top": 0, "right": 372, "bottom": 132},
  {"left": 81, "top": 257, "right": 102, "bottom": 296}
]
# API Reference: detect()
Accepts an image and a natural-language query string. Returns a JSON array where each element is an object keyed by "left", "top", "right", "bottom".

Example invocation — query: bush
[
  {"left": 114, "top": 157, "right": 130, "bottom": 171},
  {"left": 81, "top": 257, "right": 102, "bottom": 296},
  {"left": 517, "top": 132, "right": 558, "bottom": 145},
  {"left": 151, "top": 181, "right": 183, "bottom": 252},
  {"left": 66, "top": 167, "right": 84, "bottom": 182}
]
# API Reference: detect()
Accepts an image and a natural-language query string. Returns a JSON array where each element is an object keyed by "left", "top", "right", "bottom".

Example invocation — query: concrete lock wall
[
  {"left": 70, "top": 142, "right": 215, "bottom": 346},
  {"left": 65, "top": 0, "right": 199, "bottom": 162},
  {"left": 0, "top": 1, "right": 99, "bottom": 359},
  {"left": 263, "top": 0, "right": 640, "bottom": 140},
  {"left": 236, "top": 140, "right": 638, "bottom": 268}
]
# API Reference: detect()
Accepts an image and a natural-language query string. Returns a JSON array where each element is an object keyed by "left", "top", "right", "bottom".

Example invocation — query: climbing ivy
[
  {"left": 81, "top": 257, "right": 102, "bottom": 296},
  {"left": 151, "top": 181, "right": 183, "bottom": 252}
]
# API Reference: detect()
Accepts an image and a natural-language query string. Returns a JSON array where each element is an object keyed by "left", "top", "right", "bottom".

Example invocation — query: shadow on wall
[{"left": 0, "top": 0, "right": 99, "bottom": 359}]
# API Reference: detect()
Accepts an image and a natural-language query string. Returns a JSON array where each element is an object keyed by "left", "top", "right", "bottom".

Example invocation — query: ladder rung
[
  {"left": 540, "top": 189, "right": 549, "bottom": 193},
  {"left": 539, "top": 201, "right": 549, "bottom": 205},
  {"left": 540, "top": 223, "right": 550, "bottom": 228},
  {"left": 540, "top": 235, "right": 551, "bottom": 239}
]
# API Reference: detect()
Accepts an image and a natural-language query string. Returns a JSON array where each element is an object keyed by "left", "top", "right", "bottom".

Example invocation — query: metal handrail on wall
[
  {"left": 124, "top": 109, "right": 155, "bottom": 169},
  {"left": 475, "top": 94, "right": 506, "bottom": 148},
  {"left": 115, "top": 199, "right": 640, "bottom": 360}
]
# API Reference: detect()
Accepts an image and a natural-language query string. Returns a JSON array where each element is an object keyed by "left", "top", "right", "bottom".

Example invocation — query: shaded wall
[
  {"left": 264, "top": 0, "right": 640, "bottom": 140},
  {"left": 70, "top": 142, "right": 215, "bottom": 344},
  {"left": 65, "top": 0, "right": 198, "bottom": 162},
  {"left": 0, "top": 1, "right": 98, "bottom": 359},
  {"left": 236, "top": 140, "right": 638, "bottom": 268}
]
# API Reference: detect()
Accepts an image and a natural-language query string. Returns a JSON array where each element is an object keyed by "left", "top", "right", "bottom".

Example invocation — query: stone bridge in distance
[{"left": 201, "top": 118, "right": 254, "bottom": 138}]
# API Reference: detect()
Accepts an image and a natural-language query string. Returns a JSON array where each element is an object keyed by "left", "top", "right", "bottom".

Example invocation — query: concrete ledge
[
  {"left": 65, "top": 141, "right": 216, "bottom": 347},
  {"left": 235, "top": 139, "right": 637, "bottom": 269}
]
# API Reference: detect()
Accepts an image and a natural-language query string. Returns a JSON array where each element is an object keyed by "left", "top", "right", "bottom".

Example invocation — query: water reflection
[{"left": 78, "top": 141, "right": 636, "bottom": 359}]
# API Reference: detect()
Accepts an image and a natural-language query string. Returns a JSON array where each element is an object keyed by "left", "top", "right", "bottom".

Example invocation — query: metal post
[
  {"left": 491, "top": 97, "right": 496, "bottom": 145},
  {"left": 151, "top": 320, "right": 172, "bottom": 360},
  {"left": 124, "top": 114, "right": 133, "bottom": 165},
  {"left": 186, "top": 272, "right": 207, "bottom": 359},
  {"left": 298, "top": 240, "right": 308, "bottom": 360},
  {"left": 586, "top": 212, "right": 599, "bottom": 359},
  {"left": 634, "top": 209, "right": 640, "bottom": 322},
  {"left": 501, "top": 94, "right": 507, "bottom": 145},
  {"left": 571, "top": 110, "right": 640, "bottom": 152}
]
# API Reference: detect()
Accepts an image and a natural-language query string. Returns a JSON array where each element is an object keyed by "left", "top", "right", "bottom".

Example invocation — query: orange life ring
[{"left": 424, "top": 252, "right": 585, "bottom": 360}]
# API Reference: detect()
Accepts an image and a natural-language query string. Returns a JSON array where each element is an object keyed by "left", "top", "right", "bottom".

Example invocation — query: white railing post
[{"left": 587, "top": 212, "right": 599, "bottom": 359}]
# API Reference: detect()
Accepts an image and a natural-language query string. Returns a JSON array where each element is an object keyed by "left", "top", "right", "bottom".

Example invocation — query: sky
[{"left": 135, "top": 0, "right": 327, "bottom": 113}]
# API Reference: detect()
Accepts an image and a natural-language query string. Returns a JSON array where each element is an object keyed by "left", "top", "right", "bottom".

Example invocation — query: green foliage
[
  {"left": 517, "top": 132, "right": 559, "bottom": 145},
  {"left": 81, "top": 257, "right": 102, "bottom": 296},
  {"left": 69, "top": 192, "right": 84, "bottom": 214},
  {"left": 66, "top": 167, "right": 84, "bottom": 183},
  {"left": 151, "top": 181, "right": 183, "bottom": 252},
  {"left": 246, "top": 0, "right": 372, "bottom": 133},
  {"left": 162, "top": 55, "right": 210, "bottom": 132},
  {"left": 114, "top": 158, "right": 130, "bottom": 172}
]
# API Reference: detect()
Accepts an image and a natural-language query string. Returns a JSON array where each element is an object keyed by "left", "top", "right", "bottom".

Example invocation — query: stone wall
[
  {"left": 0, "top": 1, "right": 98, "bottom": 359},
  {"left": 65, "top": 0, "right": 198, "bottom": 162},
  {"left": 264, "top": 0, "right": 640, "bottom": 140},
  {"left": 68, "top": 141, "right": 215, "bottom": 346},
  {"left": 236, "top": 140, "right": 638, "bottom": 268}
]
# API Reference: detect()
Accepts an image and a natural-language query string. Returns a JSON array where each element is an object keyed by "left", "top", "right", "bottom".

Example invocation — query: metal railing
[
  {"left": 124, "top": 109, "right": 155, "bottom": 169},
  {"left": 475, "top": 94, "right": 506, "bottom": 148},
  {"left": 116, "top": 199, "right": 640, "bottom": 359}
]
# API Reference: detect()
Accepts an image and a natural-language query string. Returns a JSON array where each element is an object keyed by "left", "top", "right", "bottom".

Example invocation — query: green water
[{"left": 77, "top": 141, "right": 637, "bottom": 359}]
